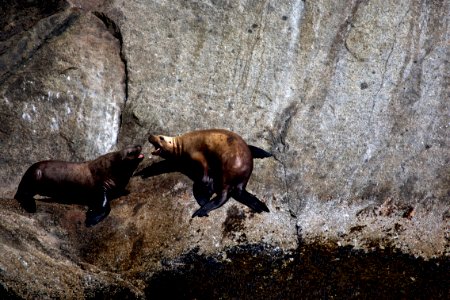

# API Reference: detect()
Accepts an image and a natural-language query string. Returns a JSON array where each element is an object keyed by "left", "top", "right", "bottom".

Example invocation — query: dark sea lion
[
  {"left": 14, "top": 145, "right": 144, "bottom": 227},
  {"left": 146, "top": 129, "right": 271, "bottom": 217}
]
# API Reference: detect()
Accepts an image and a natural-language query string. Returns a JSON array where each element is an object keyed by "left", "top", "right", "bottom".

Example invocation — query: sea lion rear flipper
[
  {"left": 15, "top": 194, "right": 37, "bottom": 213},
  {"left": 248, "top": 145, "right": 272, "bottom": 159},
  {"left": 233, "top": 190, "right": 270, "bottom": 213}
]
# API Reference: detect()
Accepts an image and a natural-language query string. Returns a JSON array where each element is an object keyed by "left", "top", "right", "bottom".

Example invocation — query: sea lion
[
  {"left": 14, "top": 145, "right": 144, "bottom": 227},
  {"left": 146, "top": 129, "right": 271, "bottom": 217}
]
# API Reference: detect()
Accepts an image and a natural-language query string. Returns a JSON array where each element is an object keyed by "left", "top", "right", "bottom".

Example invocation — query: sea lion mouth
[
  {"left": 124, "top": 145, "right": 144, "bottom": 160},
  {"left": 151, "top": 147, "right": 162, "bottom": 156},
  {"left": 148, "top": 135, "right": 166, "bottom": 156}
]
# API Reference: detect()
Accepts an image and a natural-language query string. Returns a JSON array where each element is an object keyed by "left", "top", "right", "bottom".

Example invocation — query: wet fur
[
  {"left": 146, "top": 129, "right": 270, "bottom": 217},
  {"left": 14, "top": 145, "right": 144, "bottom": 227}
]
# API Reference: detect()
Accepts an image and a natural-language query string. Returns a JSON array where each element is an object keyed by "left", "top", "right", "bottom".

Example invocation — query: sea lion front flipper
[
  {"left": 85, "top": 190, "right": 111, "bottom": 227},
  {"left": 192, "top": 181, "right": 213, "bottom": 206},
  {"left": 85, "top": 203, "right": 111, "bottom": 227},
  {"left": 232, "top": 190, "right": 270, "bottom": 213},
  {"left": 248, "top": 145, "right": 272, "bottom": 159},
  {"left": 192, "top": 190, "right": 230, "bottom": 218}
]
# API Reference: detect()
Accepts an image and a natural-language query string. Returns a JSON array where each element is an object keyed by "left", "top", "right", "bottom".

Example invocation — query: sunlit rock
[{"left": 0, "top": 0, "right": 448, "bottom": 297}]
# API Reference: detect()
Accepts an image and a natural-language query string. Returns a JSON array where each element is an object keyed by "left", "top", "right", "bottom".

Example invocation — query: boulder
[
  {"left": 0, "top": 0, "right": 448, "bottom": 297},
  {"left": 0, "top": 0, "right": 125, "bottom": 196}
]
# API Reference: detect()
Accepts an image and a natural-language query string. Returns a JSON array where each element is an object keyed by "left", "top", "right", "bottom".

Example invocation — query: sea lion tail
[
  {"left": 248, "top": 145, "right": 272, "bottom": 159},
  {"left": 233, "top": 190, "right": 270, "bottom": 213}
]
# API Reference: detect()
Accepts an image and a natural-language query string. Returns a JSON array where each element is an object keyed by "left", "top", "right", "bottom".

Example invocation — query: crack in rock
[{"left": 92, "top": 11, "right": 128, "bottom": 145}]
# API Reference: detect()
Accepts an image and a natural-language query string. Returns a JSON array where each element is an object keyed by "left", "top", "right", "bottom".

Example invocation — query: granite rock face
[
  {"left": 114, "top": 0, "right": 449, "bottom": 205},
  {"left": 0, "top": 0, "right": 448, "bottom": 297},
  {"left": 111, "top": 0, "right": 449, "bottom": 255},
  {"left": 0, "top": 0, "right": 125, "bottom": 196}
]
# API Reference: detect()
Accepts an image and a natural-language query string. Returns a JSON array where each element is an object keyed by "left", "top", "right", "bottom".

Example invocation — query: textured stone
[
  {"left": 0, "top": 174, "right": 295, "bottom": 297},
  {"left": 0, "top": 200, "right": 143, "bottom": 298},
  {"left": 0, "top": 0, "right": 448, "bottom": 297},
  {"left": 0, "top": 1, "right": 125, "bottom": 196},
  {"left": 110, "top": 0, "right": 449, "bottom": 255},
  {"left": 113, "top": 0, "right": 449, "bottom": 204}
]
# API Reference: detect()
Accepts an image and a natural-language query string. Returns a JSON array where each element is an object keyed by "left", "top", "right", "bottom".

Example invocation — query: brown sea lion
[
  {"left": 147, "top": 129, "right": 271, "bottom": 217},
  {"left": 14, "top": 145, "right": 144, "bottom": 227}
]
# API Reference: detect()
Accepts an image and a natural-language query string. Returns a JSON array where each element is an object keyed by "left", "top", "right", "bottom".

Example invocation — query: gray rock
[
  {"left": 110, "top": 0, "right": 449, "bottom": 254},
  {"left": 0, "top": 0, "right": 448, "bottom": 297},
  {"left": 0, "top": 2, "right": 125, "bottom": 196},
  {"left": 114, "top": 0, "right": 449, "bottom": 205}
]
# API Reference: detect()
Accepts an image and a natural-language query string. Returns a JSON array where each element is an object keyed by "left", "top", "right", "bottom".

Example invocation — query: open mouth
[
  {"left": 127, "top": 147, "right": 145, "bottom": 160},
  {"left": 151, "top": 146, "right": 162, "bottom": 156}
]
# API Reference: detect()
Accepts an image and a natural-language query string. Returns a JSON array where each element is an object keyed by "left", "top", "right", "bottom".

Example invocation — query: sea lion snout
[
  {"left": 123, "top": 145, "right": 144, "bottom": 160},
  {"left": 148, "top": 134, "right": 173, "bottom": 157},
  {"left": 148, "top": 135, "right": 160, "bottom": 155}
]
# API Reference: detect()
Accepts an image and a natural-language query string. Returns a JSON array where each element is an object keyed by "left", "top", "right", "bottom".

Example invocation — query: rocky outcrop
[
  {"left": 114, "top": 0, "right": 449, "bottom": 204},
  {"left": 0, "top": 0, "right": 448, "bottom": 297},
  {"left": 0, "top": 174, "right": 294, "bottom": 298},
  {"left": 0, "top": 0, "right": 125, "bottom": 196},
  {"left": 111, "top": 0, "right": 449, "bottom": 256}
]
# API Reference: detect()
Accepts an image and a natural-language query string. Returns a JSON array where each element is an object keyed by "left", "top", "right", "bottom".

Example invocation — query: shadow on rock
[{"left": 145, "top": 243, "right": 450, "bottom": 299}]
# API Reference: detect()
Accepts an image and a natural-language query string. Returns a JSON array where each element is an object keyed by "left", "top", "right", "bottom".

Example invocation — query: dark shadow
[
  {"left": 144, "top": 243, "right": 450, "bottom": 299},
  {"left": 14, "top": 188, "right": 129, "bottom": 227},
  {"left": 135, "top": 159, "right": 209, "bottom": 207},
  {"left": 34, "top": 189, "right": 130, "bottom": 206},
  {"left": 136, "top": 159, "right": 193, "bottom": 179}
]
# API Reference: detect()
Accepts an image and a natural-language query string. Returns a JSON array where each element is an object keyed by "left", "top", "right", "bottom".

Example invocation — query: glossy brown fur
[
  {"left": 14, "top": 145, "right": 144, "bottom": 226},
  {"left": 150, "top": 129, "right": 253, "bottom": 186},
  {"left": 148, "top": 129, "right": 269, "bottom": 217}
]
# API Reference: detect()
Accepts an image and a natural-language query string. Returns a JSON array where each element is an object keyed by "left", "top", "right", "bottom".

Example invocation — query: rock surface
[
  {"left": 0, "top": 0, "right": 125, "bottom": 196},
  {"left": 111, "top": 0, "right": 449, "bottom": 257},
  {"left": 0, "top": 0, "right": 448, "bottom": 297}
]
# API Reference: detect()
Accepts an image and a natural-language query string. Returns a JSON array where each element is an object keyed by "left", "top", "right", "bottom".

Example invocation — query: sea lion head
[
  {"left": 120, "top": 145, "right": 145, "bottom": 163},
  {"left": 107, "top": 145, "right": 144, "bottom": 174},
  {"left": 104, "top": 145, "right": 144, "bottom": 186},
  {"left": 148, "top": 134, "right": 175, "bottom": 158}
]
